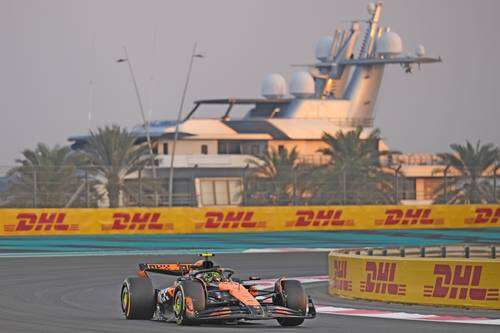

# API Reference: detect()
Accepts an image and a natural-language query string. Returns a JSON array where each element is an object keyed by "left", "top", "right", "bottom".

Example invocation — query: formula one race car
[{"left": 120, "top": 253, "right": 316, "bottom": 326}]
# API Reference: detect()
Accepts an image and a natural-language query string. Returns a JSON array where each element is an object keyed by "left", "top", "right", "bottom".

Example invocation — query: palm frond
[
  {"left": 434, "top": 140, "right": 498, "bottom": 203},
  {"left": 81, "top": 125, "right": 150, "bottom": 207}
]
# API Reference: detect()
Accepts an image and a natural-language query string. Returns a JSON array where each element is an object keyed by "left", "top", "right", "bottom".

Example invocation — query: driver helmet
[
  {"left": 201, "top": 271, "right": 222, "bottom": 283},
  {"left": 193, "top": 259, "right": 214, "bottom": 269}
]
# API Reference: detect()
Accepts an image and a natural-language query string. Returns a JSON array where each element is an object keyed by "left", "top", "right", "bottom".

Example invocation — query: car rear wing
[{"left": 138, "top": 263, "right": 193, "bottom": 276}]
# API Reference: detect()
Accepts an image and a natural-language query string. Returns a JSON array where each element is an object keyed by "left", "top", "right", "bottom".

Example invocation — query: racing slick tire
[
  {"left": 174, "top": 280, "right": 206, "bottom": 325},
  {"left": 121, "top": 276, "right": 155, "bottom": 320},
  {"left": 275, "top": 280, "right": 307, "bottom": 327}
]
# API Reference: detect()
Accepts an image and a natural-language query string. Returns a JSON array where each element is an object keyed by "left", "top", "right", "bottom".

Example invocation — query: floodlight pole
[
  {"left": 120, "top": 46, "right": 158, "bottom": 206},
  {"left": 168, "top": 42, "right": 202, "bottom": 207}
]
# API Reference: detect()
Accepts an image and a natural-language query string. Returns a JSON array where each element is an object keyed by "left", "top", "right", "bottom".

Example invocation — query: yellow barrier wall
[
  {"left": 0, "top": 204, "right": 499, "bottom": 236},
  {"left": 328, "top": 252, "right": 500, "bottom": 309}
]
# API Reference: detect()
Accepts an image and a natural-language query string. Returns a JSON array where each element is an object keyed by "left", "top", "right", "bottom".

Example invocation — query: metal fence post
[
  {"left": 190, "top": 168, "right": 195, "bottom": 207},
  {"left": 138, "top": 169, "right": 143, "bottom": 207},
  {"left": 242, "top": 164, "right": 249, "bottom": 206},
  {"left": 394, "top": 170, "right": 398, "bottom": 204},
  {"left": 441, "top": 246, "right": 447, "bottom": 258},
  {"left": 342, "top": 169, "right": 347, "bottom": 205},
  {"left": 392, "top": 165, "right": 402, "bottom": 204},
  {"left": 32, "top": 166, "right": 37, "bottom": 208},
  {"left": 85, "top": 168, "right": 90, "bottom": 208},
  {"left": 494, "top": 164, "right": 498, "bottom": 203},
  {"left": 444, "top": 176, "right": 447, "bottom": 202},
  {"left": 191, "top": 164, "right": 198, "bottom": 207},
  {"left": 443, "top": 165, "right": 450, "bottom": 203},
  {"left": 292, "top": 169, "right": 297, "bottom": 206}
]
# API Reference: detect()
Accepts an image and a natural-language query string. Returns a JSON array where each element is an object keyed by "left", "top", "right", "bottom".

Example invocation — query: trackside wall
[
  {"left": 328, "top": 252, "right": 500, "bottom": 310},
  {"left": 0, "top": 204, "right": 499, "bottom": 236}
]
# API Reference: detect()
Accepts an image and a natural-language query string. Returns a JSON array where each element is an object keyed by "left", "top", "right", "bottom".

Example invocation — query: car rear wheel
[
  {"left": 275, "top": 280, "right": 307, "bottom": 327},
  {"left": 174, "top": 280, "right": 206, "bottom": 325},
  {"left": 121, "top": 276, "right": 155, "bottom": 320}
]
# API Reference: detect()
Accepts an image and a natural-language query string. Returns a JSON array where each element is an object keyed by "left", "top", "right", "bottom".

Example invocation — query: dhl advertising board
[
  {"left": 328, "top": 252, "right": 500, "bottom": 309},
  {"left": 0, "top": 204, "right": 499, "bottom": 236}
]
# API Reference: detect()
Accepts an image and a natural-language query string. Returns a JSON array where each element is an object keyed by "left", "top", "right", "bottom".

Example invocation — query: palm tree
[
  {"left": 246, "top": 147, "right": 304, "bottom": 205},
  {"left": 434, "top": 141, "right": 499, "bottom": 204},
  {"left": 315, "top": 126, "right": 394, "bottom": 204},
  {"left": 82, "top": 125, "right": 150, "bottom": 207},
  {"left": 4, "top": 143, "right": 85, "bottom": 207}
]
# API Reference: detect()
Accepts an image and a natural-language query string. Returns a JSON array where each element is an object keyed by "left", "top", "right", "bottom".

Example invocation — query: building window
[
  {"left": 401, "top": 178, "right": 416, "bottom": 200},
  {"left": 218, "top": 141, "right": 267, "bottom": 155},
  {"left": 218, "top": 141, "right": 241, "bottom": 154},
  {"left": 198, "top": 178, "right": 243, "bottom": 206},
  {"left": 201, "top": 144, "right": 208, "bottom": 155},
  {"left": 163, "top": 143, "right": 168, "bottom": 155},
  {"left": 250, "top": 144, "right": 260, "bottom": 155},
  {"left": 278, "top": 145, "right": 285, "bottom": 154},
  {"left": 152, "top": 145, "right": 158, "bottom": 155}
]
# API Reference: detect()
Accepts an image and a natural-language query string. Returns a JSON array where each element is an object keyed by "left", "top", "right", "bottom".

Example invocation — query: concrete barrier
[
  {"left": 328, "top": 245, "right": 500, "bottom": 310},
  {"left": 0, "top": 204, "right": 499, "bottom": 236}
]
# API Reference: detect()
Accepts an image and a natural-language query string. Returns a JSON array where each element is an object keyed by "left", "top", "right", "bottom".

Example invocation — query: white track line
[
  {"left": 0, "top": 247, "right": 334, "bottom": 258},
  {"left": 315, "top": 305, "right": 500, "bottom": 325}
]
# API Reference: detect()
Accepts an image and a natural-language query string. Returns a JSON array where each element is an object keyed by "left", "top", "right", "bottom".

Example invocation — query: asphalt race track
[
  {"left": 0, "top": 252, "right": 499, "bottom": 333},
  {"left": 2, "top": 228, "right": 500, "bottom": 256}
]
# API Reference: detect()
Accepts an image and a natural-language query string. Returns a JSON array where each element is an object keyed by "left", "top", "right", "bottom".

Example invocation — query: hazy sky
[{"left": 1, "top": 0, "right": 499, "bottom": 166}]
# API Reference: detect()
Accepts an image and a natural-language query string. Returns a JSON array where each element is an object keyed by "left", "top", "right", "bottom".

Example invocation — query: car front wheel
[
  {"left": 173, "top": 280, "right": 206, "bottom": 325},
  {"left": 274, "top": 279, "right": 307, "bottom": 326}
]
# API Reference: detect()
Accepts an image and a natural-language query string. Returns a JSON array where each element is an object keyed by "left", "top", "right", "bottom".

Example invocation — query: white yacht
[{"left": 70, "top": 2, "right": 441, "bottom": 206}]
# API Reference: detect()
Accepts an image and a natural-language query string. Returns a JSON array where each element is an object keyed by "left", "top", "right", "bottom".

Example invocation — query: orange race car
[{"left": 120, "top": 253, "right": 316, "bottom": 326}]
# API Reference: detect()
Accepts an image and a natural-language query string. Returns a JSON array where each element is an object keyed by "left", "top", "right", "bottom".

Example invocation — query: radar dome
[
  {"left": 261, "top": 73, "right": 287, "bottom": 99},
  {"left": 315, "top": 36, "right": 334, "bottom": 62},
  {"left": 377, "top": 31, "right": 403, "bottom": 57},
  {"left": 415, "top": 44, "right": 426, "bottom": 57},
  {"left": 289, "top": 71, "right": 315, "bottom": 98}
]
